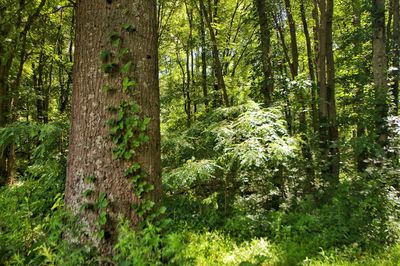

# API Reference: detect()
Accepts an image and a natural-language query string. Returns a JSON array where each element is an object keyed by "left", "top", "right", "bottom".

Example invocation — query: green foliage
[
  {"left": 122, "top": 76, "right": 136, "bottom": 92},
  {"left": 113, "top": 219, "right": 164, "bottom": 265},
  {"left": 100, "top": 50, "right": 111, "bottom": 62},
  {"left": 163, "top": 101, "right": 299, "bottom": 211},
  {"left": 120, "top": 61, "right": 132, "bottom": 74},
  {"left": 107, "top": 101, "right": 149, "bottom": 161},
  {"left": 0, "top": 164, "right": 96, "bottom": 265},
  {"left": 101, "top": 62, "right": 118, "bottom": 74},
  {"left": 122, "top": 23, "right": 135, "bottom": 33}
]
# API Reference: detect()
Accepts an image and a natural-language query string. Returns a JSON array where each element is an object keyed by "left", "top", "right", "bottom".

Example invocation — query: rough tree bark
[{"left": 65, "top": 0, "right": 161, "bottom": 254}]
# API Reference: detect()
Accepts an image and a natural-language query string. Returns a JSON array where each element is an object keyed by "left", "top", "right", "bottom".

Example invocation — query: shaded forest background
[{"left": 0, "top": 0, "right": 400, "bottom": 264}]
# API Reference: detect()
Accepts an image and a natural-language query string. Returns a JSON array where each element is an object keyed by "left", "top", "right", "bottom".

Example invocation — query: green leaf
[
  {"left": 98, "top": 192, "right": 108, "bottom": 209},
  {"left": 101, "top": 63, "right": 118, "bottom": 74},
  {"left": 120, "top": 61, "right": 132, "bottom": 74},
  {"left": 122, "top": 23, "right": 136, "bottom": 32},
  {"left": 83, "top": 189, "right": 94, "bottom": 197},
  {"left": 100, "top": 50, "right": 111, "bottom": 61},
  {"left": 85, "top": 175, "right": 96, "bottom": 183},
  {"left": 122, "top": 77, "right": 136, "bottom": 92},
  {"left": 98, "top": 211, "right": 107, "bottom": 226},
  {"left": 80, "top": 202, "right": 95, "bottom": 212}
]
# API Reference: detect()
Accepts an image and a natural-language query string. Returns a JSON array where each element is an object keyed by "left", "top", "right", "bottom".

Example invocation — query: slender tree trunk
[
  {"left": 199, "top": 0, "right": 230, "bottom": 107},
  {"left": 284, "top": 0, "right": 299, "bottom": 77},
  {"left": 387, "top": 0, "right": 393, "bottom": 52},
  {"left": 199, "top": 9, "right": 209, "bottom": 110},
  {"left": 60, "top": 9, "right": 75, "bottom": 113},
  {"left": 392, "top": 0, "right": 399, "bottom": 113},
  {"left": 65, "top": 0, "right": 161, "bottom": 254},
  {"left": 254, "top": 0, "right": 274, "bottom": 106},
  {"left": 351, "top": 2, "right": 368, "bottom": 171},
  {"left": 372, "top": 0, "right": 389, "bottom": 147},
  {"left": 300, "top": 0, "right": 318, "bottom": 133},
  {"left": 317, "top": 0, "right": 340, "bottom": 199}
]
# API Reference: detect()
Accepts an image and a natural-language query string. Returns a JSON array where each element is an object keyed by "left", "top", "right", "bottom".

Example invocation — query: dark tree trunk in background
[
  {"left": 300, "top": 0, "right": 318, "bottom": 133},
  {"left": 254, "top": 0, "right": 274, "bottom": 106},
  {"left": 372, "top": 0, "right": 389, "bottom": 147},
  {"left": 317, "top": 0, "right": 340, "bottom": 200},
  {"left": 59, "top": 9, "right": 75, "bottom": 114},
  {"left": 284, "top": 0, "right": 299, "bottom": 78},
  {"left": 65, "top": 0, "right": 161, "bottom": 254},
  {"left": 351, "top": 2, "right": 368, "bottom": 171},
  {"left": 199, "top": 0, "right": 230, "bottom": 107},
  {"left": 0, "top": 0, "right": 46, "bottom": 185},
  {"left": 392, "top": 0, "right": 399, "bottom": 114},
  {"left": 199, "top": 9, "right": 209, "bottom": 110}
]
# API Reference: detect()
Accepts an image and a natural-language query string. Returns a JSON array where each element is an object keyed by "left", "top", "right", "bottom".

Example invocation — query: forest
[{"left": 0, "top": 0, "right": 399, "bottom": 265}]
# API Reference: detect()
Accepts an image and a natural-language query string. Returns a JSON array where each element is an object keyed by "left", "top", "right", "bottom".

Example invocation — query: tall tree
[
  {"left": 65, "top": 0, "right": 161, "bottom": 254},
  {"left": 317, "top": 0, "right": 340, "bottom": 198},
  {"left": 0, "top": 0, "right": 46, "bottom": 185},
  {"left": 254, "top": 0, "right": 274, "bottom": 106},
  {"left": 300, "top": 0, "right": 318, "bottom": 132},
  {"left": 284, "top": 0, "right": 299, "bottom": 78},
  {"left": 372, "top": 0, "right": 389, "bottom": 146},
  {"left": 392, "top": 0, "right": 399, "bottom": 114},
  {"left": 199, "top": 0, "right": 230, "bottom": 107}
]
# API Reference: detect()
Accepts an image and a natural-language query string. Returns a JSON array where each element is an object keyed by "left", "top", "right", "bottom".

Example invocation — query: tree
[
  {"left": 65, "top": 0, "right": 161, "bottom": 254},
  {"left": 0, "top": 0, "right": 46, "bottom": 185},
  {"left": 199, "top": 0, "right": 230, "bottom": 107},
  {"left": 391, "top": 0, "right": 399, "bottom": 114},
  {"left": 372, "top": 0, "right": 388, "bottom": 147},
  {"left": 317, "top": 0, "right": 340, "bottom": 198},
  {"left": 254, "top": 0, "right": 274, "bottom": 106}
]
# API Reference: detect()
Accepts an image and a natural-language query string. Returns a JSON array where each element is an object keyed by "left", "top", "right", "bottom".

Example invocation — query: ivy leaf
[
  {"left": 85, "top": 175, "right": 96, "bottom": 183},
  {"left": 117, "top": 48, "right": 130, "bottom": 59},
  {"left": 122, "top": 23, "right": 135, "bottom": 32},
  {"left": 101, "top": 62, "right": 118, "bottom": 74},
  {"left": 100, "top": 50, "right": 111, "bottom": 61},
  {"left": 83, "top": 189, "right": 94, "bottom": 197},
  {"left": 80, "top": 202, "right": 95, "bottom": 212},
  {"left": 98, "top": 192, "right": 108, "bottom": 209},
  {"left": 98, "top": 211, "right": 107, "bottom": 226},
  {"left": 122, "top": 77, "right": 136, "bottom": 92},
  {"left": 120, "top": 61, "right": 132, "bottom": 74}
]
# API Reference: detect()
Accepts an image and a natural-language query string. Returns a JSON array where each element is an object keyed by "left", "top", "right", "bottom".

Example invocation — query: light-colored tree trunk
[{"left": 372, "top": 0, "right": 389, "bottom": 146}]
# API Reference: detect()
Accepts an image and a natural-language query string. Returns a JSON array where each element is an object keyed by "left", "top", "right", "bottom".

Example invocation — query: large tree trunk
[
  {"left": 65, "top": 0, "right": 161, "bottom": 255},
  {"left": 372, "top": 0, "right": 389, "bottom": 147},
  {"left": 254, "top": 0, "right": 274, "bottom": 106}
]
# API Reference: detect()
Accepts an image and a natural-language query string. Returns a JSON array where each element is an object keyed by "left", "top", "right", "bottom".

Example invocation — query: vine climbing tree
[{"left": 64, "top": 0, "right": 161, "bottom": 254}]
